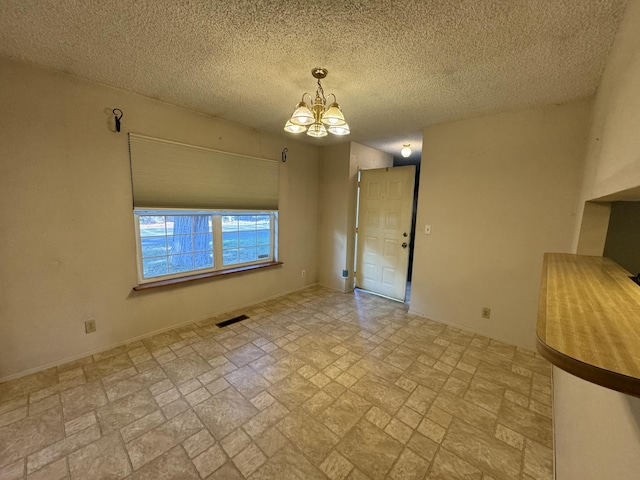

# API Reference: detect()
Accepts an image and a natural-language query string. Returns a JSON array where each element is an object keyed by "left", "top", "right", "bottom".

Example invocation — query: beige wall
[
  {"left": 317, "top": 142, "right": 392, "bottom": 292},
  {"left": 0, "top": 58, "right": 320, "bottom": 380},
  {"left": 575, "top": 201, "right": 611, "bottom": 255},
  {"left": 578, "top": 0, "right": 640, "bottom": 203},
  {"left": 557, "top": 2, "right": 640, "bottom": 478},
  {"left": 318, "top": 143, "right": 351, "bottom": 292},
  {"left": 603, "top": 201, "right": 640, "bottom": 274},
  {"left": 553, "top": 368, "right": 640, "bottom": 479},
  {"left": 574, "top": 0, "right": 640, "bottom": 253},
  {"left": 410, "top": 100, "right": 590, "bottom": 349}
]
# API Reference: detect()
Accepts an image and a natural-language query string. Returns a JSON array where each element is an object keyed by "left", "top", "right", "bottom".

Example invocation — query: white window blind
[{"left": 128, "top": 134, "right": 279, "bottom": 210}]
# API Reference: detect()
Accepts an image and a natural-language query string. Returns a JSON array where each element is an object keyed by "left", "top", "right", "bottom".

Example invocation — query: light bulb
[
  {"left": 307, "top": 123, "right": 328, "bottom": 137},
  {"left": 328, "top": 123, "right": 350, "bottom": 136},
  {"left": 290, "top": 102, "right": 314, "bottom": 126},
  {"left": 284, "top": 120, "right": 306, "bottom": 133},
  {"left": 322, "top": 103, "right": 346, "bottom": 126},
  {"left": 401, "top": 145, "right": 412, "bottom": 158}
]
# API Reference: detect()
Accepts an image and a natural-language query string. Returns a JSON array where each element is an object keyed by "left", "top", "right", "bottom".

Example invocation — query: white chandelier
[{"left": 284, "top": 68, "right": 349, "bottom": 137}]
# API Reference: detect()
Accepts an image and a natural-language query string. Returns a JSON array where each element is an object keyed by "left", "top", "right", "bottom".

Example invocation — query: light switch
[{"left": 425, "top": 225, "right": 432, "bottom": 235}]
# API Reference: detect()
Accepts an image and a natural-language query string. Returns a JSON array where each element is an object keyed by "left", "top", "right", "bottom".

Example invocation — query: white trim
[
  {"left": 0, "top": 283, "right": 318, "bottom": 383},
  {"left": 135, "top": 208, "right": 278, "bottom": 215},
  {"left": 355, "top": 287, "right": 405, "bottom": 304},
  {"left": 135, "top": 210, "right": 278, "bottom": 284},
  {"left": 212, "top": 215, "right": 223, "bottom": 270},
  {"left": 551, "top": 367, "right": 557, "bottom": 480}
]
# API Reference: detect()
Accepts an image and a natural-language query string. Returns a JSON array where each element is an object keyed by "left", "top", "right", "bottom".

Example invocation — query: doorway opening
[
  {"left": 354, "top": 164, "right": 418, "bottom": 303},
  {"left": 354, "top": 152, "right": 421, "bottom": 304},
  {"left": 394, "top": 153, "right": 421, "bottom": 304}
]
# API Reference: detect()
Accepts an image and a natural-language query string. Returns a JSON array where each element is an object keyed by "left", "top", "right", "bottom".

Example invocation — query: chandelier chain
[{"left": 316, "top": 78, "right": 326, "bottom": 104}]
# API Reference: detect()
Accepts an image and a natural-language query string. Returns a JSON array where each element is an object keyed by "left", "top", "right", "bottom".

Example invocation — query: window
[
  {"left": 135, "top": 209, "right": 277, "bottom": 283},
  {"left": 128, "top": 134, "right": 281, "bottom": 287},
  {"left": 221, "top": 214, "right": 273, "bottom": 266}
]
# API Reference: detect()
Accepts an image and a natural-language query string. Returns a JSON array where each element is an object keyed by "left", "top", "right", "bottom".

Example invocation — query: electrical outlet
[
  {"left": 481, "top": 307, "right": 491, "bottom": 319},
  {"left": 85, "top": 319, "right": 96, "bottom": 334},
  {"left": 301, "top": 269, "right": 306, "bottom": 278}
]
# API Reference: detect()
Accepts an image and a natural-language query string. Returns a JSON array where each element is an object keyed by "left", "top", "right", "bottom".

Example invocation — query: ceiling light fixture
[
  {"left": 401, "top": 144, "right": 412, "bottom": 157},
  {"left": 284, "top": 68, "right": 349, "bottom": 137}
]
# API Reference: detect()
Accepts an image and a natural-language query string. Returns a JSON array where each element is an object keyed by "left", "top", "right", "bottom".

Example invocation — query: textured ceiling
[{"left": 0, "top": 0, "right": 629, "bottom": 158}]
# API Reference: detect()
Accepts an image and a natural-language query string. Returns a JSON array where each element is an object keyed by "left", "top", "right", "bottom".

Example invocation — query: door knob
[
  {"left": 401, "top": 242, "right": 408, "bottom": 248},
  {"left": 403, "top": 232, "right": 408, "bottom": 237}
]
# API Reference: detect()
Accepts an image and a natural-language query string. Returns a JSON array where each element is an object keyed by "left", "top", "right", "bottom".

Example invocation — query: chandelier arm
[
  {"left": 301, "top": 92, "right": 312, "bottom": 104},
  {"left": 327, "top": 93, "right": 337, "bottom": 104}
]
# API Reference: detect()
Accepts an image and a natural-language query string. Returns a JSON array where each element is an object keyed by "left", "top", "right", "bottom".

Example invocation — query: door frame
[{"left": 354, "top": 165, "right": 417, "bottom": 302}]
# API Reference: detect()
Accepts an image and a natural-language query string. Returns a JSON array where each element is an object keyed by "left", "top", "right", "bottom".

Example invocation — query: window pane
[
  {"left": 257, "top": 230, "right": 270, "bottom": 245},
  {"left": 194, "top": 233, "right": 212, "bottom": 251},
  {"left": 167, "top": 215, "right": 194, "bottom": 235},
  {"left": 168, "top": 254, "right": 194, "bottom": 273},
  {"left": 141, "top": 236, "right": 167, "bottom": 258},
  {"left": 223, "top": 232, "right": 238, "bottom": 249},
  {"left": 222, "top": 216, "right": 238, "bottom": 232},
  {"left": 238, "top": 215, "right": 257, "bottom": 228},
  {"left": 239, "top": 247, "right": 257, "bottom": 263},
  {"left": 224, "top": 249, "right": 239, "bottom": 265},
  {"left": 194, "top": 251, "right": 214, "bottom": 269},
  {"left": 256, "top": 215, "right": 270, "bottom": 229},
  {"left": 166, "top": 235, "right": 193, "bottom": 254},
  {"left": 239, "top": 230, "right": 257, "bottom": 247},
  {"left": 143, "top": 257, "right": 168, "bottom": 277},
  {"left": 257, "top": 245, "right": 270, "bottom": 260},
  {"left": 139, "top": 216, "right": 166, "bottom": 237},
  {"left": 194, "top": 217, "right": 212, "bottom": 233}
]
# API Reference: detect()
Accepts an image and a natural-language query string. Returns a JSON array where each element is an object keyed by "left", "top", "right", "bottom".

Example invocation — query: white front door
[{"left": 356, "top": 166, "right": 416, "bottom": 301}]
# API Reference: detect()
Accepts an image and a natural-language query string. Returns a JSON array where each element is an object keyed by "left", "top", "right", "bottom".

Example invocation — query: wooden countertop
[{"left": 537, "top": 253, "right": 640, "bottom": 396}]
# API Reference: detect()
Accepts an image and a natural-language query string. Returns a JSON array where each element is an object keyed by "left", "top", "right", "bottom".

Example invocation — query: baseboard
[
  {"left": 0, "top": 282, "right": 319, "bottom": 383},
  {"left": 407, "top": 308, "right": 535, "bottom": 352}
]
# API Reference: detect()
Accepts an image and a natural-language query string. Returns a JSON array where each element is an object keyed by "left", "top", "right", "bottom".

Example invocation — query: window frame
[{"left": 134, "top": 208, "right": 278, "bottom": 284}]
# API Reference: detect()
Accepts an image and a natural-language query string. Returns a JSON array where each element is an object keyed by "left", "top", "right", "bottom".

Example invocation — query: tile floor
[{"left": 0, "top": 286, "right": 553, "bottom": 480}]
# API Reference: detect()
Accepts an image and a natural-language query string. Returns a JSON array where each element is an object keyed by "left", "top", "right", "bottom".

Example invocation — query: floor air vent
[{"left": 215, "top": 314, "right": 249, "bottom": 328}]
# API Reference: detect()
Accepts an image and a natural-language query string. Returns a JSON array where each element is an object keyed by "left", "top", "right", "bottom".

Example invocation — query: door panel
[{"left": 356, "top": 166, "right": 416, "bottom": 301}]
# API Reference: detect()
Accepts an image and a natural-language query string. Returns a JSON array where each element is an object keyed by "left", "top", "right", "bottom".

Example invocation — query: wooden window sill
[{"left": 133, "top": 261, "right": 283, "bottom": 291}]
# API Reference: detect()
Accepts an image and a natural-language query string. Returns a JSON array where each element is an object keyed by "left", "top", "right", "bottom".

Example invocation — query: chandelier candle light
[{"left": 284, "top": 68, "right": 350, "bottom": 137}]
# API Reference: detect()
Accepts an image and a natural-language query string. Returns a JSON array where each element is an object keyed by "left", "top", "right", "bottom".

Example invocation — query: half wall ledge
[{"left": 537, "top": 253, "right": 640, "bottom": 397}]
